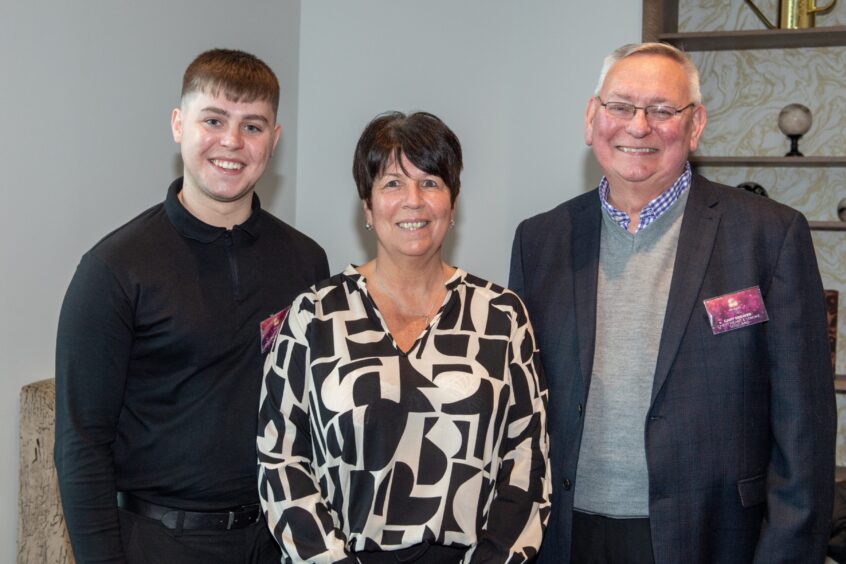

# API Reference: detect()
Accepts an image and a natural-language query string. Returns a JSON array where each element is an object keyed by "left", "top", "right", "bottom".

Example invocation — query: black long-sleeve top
[{"left": 55, "top": 179, "right": 329, "bottom": 563}]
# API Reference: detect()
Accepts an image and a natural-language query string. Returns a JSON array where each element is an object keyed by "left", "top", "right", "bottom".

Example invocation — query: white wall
[
  {"left": 1, "top": 0, "right": 639, "bottom": 557},
  {"left": 0, "top": 1, "right": 300, "bottom": 559},
  {"left": 296, "top": 0, "right": 641, "bottom": 283}
]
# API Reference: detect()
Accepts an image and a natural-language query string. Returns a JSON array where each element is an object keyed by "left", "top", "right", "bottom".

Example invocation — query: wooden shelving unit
[
  {"left": 810, "top": 222, "right": 846, "bottom": 232},
  {"left": 691, "top": 156, "right": 846, "bottom": 167},
  {"left": 691, "top": 160, "right": 846, "bottom": 225},
  {"left": 659, "top": 27, "right": 846, "bottom": 51},
  {"left": 642, "top": 0, "right": 846, "bottom": 50}
]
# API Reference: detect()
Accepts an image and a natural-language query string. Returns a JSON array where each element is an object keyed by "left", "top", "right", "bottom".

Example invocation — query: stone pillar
[{"left": 17, "top": 379, "right": 74, "bottom": 564}]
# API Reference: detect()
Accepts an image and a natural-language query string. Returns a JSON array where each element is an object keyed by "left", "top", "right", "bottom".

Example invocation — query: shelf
[
  {"left": 690, "top": 156, "right": 846, "bottom": 167},
  {"left": 836, "top": 374, "right": 846, "bottom": 393},
  {"left": 810, "top": 222, "right": 846, "bottom": 232},
  {"left": 658, "top": 26, "right": 846, "bottom": 51}
]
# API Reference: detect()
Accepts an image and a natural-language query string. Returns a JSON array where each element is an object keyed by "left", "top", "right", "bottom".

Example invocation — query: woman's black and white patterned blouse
[{"left": 258, "top": 266, "right": 550, "bottom": 563}]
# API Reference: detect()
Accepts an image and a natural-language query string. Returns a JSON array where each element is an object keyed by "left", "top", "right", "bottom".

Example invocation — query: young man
[
  {"left": 510, "top": 43, "right": 835, "bottom": 563},
  {"left": 55, "top": 49, "right": 329, "bottom": 564}
]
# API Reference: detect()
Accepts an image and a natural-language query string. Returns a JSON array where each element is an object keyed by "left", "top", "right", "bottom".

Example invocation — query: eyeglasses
[{"left": 597, "top": 97, "right": 696, "bottom": 123}]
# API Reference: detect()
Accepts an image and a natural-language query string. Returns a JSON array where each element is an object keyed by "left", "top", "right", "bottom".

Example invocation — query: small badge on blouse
[
  {"left": 260, "top": 307, "right": 289, "bottom": 354},
  {"left": 703, "top": 286, "right": 768, "bottom": 335}
]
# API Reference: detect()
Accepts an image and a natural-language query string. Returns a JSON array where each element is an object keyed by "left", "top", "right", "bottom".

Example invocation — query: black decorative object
[
  {"left": 838, "top": 197, "right": 846, "bottom": 222},
  {"left": 737, "top": 181, "right": 769, "bottom": 198}
]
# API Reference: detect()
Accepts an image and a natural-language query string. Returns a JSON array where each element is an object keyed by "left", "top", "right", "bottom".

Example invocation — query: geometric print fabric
[{"left": 258, "top": 266, "right": 550, "bottom": 562}]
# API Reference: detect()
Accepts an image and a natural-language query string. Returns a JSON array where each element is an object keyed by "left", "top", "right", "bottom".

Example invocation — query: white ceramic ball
[{"left": 778, "top": 103, "right": 812, "bottom": 136}]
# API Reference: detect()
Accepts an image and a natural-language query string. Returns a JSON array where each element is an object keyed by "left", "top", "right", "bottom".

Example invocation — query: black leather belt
[{"left": 117, "top": 492, "right": 261, "bottom": 530}]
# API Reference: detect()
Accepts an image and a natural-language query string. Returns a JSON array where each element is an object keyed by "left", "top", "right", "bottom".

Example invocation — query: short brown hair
[
  {"left": 353, "top": 111, "right": 463, "bottom": 207},
  {"left": 181, "top": 49, "right": 280, "bottom": 116}
]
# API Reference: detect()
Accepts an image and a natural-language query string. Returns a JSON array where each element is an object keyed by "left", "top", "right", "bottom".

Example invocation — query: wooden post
[
  {"left": 17, "top": 379, "right": 74, "bottom": 564},
  {"left": 643, "top": 0, "right": 679, "bottom": 42}
]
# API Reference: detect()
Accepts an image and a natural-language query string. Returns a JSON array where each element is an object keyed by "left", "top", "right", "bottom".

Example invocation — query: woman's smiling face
[{"left": 365, "top": 152, "right": 455, "bottom": 262}]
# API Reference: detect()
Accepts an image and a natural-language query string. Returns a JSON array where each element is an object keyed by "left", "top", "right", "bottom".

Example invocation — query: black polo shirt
[{"left": 55, "top": 178, "right": 329, "bottom": 562}]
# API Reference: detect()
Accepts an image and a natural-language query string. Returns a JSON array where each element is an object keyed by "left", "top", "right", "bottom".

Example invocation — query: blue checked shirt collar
[{"left": 598, "top": 162, "right": 692, "bottom": 233}]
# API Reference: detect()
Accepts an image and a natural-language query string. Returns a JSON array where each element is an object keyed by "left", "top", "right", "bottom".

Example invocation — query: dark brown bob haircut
[
  {"left": 353, "top": 111, "right": 463, "bottom": 207},
  {"left": 181, "top": 48, "right": 280, "bottom": 117}
]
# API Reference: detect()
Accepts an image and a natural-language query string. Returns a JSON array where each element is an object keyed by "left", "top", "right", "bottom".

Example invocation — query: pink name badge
[
  {"left": 260, "top": 307, "right": 289, "bottom": 354},
  {"left": 703, "top": 286, "right": 768, "bottom": 335}
]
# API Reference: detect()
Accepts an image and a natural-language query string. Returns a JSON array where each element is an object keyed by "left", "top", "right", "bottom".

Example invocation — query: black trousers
[
  {"left": 571, "top": 510, "right": 655, "bottom": 564},
  {"left": 355, "top": 543, "right": 468, "bottom": 563},
  {"left": 118, "top": 509, "right": 281, "bottom": 564}
]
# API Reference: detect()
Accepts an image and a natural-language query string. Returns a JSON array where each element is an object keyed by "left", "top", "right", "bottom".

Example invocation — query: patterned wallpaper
[{"left": 678, "top": 0, "right": 846, "bottom": 462}]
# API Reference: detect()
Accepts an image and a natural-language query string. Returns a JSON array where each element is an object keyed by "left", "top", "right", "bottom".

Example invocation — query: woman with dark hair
[{"left": 258, "top": 111, "right": 549, "bottom": 563}]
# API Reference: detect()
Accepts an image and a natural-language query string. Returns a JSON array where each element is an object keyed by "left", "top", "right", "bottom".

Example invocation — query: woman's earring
[
  {"left": 365, "top": 222, "right": 373, "bottom": 231},
  {"left": 449, "top": 219, "right": 456, "bottom": 230}
]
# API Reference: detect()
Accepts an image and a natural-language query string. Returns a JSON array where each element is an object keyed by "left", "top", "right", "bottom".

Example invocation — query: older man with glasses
[{"left": 509, "top": 42, "right": 835, "bottom": 563}]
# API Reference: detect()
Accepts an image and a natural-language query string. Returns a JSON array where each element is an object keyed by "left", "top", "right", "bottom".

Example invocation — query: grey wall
[
  {"left": 0, "top": 1, "right": 301, "bottom": 559},
  {"left": 295, "top": 0, "right": 641, "bottom": 283},
  {"left": 1, "top": 0, "right": 638, "bottom": 557}
]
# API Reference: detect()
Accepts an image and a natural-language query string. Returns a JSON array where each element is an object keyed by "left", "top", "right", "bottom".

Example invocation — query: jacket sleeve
[
  {"left": 466, "top": 294, "right": 551, "bottom": 563},
  {"left": 753, "top": 212, "right": 836, "bottom": 562},
  {"left": 508, "top": 221, "right": 527, "bottom": 300},
  {"left": 54, "top": 253, "right": 133, "bottom": 564},
  {"left": 258, "top": 295, "right": 357, "bottom": 564}
]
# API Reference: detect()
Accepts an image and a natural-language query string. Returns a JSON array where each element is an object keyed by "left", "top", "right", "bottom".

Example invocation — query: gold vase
[{"left": 744, "top": 0, "right": 838, "bottom": 29}]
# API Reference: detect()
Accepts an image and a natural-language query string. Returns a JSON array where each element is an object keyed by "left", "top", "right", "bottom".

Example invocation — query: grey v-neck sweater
[{"left": 573, "top": 186, "right": 689, "bottom": 518}]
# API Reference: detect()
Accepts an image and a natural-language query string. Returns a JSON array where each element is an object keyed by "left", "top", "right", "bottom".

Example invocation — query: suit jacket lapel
[
  {"left": 572, "top": 194, "right": 602, "bottom": 391},
  {"left": 652, "top": 176, "right": 722, "bottom": 403}
]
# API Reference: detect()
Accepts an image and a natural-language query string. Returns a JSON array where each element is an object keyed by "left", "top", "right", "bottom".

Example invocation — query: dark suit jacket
[{"left": 509, "top": 175, "right": 835, "bottom": 563}]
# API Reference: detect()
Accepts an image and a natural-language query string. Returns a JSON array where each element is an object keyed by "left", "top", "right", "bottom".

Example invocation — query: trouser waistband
[{"left": 116, "top": 492, "right": 261, "bottom": 531}]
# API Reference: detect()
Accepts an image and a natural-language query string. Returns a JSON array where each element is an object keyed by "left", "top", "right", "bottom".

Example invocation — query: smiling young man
[
  {"left": 510, "top": 43, "right": 835, "bottom": 563},
  {"left": 54, "top": 49, "right": 329, "bottom": 564}
]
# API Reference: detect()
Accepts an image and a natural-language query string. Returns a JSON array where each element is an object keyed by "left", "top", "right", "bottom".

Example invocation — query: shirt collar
[
  {"left": 164, "top": 178, "right": 263, "bottom": 243},
  {"left": 598, "top": 162, "right": 692, "bottom": 233}
]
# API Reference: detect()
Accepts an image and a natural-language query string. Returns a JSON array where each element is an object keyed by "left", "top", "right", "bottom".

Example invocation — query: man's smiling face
[
  {"left": 171, "top": 90, "right": 280, "bottom": 207},
  {"left": 584, "top": 53, "right": 706, "bottom": 198}
]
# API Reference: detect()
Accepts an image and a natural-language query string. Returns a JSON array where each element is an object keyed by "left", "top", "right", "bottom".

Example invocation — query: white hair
[{"left": 594, "top": 42, "right": 702, "bottom": 105}]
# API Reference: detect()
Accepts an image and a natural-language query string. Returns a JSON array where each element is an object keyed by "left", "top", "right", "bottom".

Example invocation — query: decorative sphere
[
  {"left": 778, "top": 103, "right": 812, "bottom": 136},
  {"left": 737, "top": 181, "right": 769, "bottom": 198},
  {"left": 838, "top": 197, "right": 846, "bottom": 222}
]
